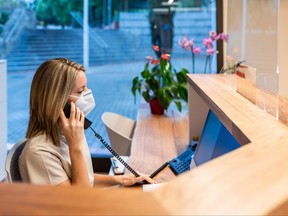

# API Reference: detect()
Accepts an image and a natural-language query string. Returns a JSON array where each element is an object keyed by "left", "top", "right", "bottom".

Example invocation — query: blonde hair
[{"left": 26, "top": 58, "right": 85, "bottom": 146}]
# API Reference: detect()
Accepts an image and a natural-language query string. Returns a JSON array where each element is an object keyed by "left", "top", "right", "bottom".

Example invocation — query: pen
[{"left": 150, "top": 161, "right": 169, "bottom": 178}]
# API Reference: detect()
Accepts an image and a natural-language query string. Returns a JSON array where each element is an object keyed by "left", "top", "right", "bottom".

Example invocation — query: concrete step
[{"left": 7, "top": 9, "right": 213, "bottom": 73}]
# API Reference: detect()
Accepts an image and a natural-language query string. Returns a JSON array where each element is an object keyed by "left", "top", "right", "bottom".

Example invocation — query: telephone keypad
[{"left": 169, "top": 147, "right": 194, "bottom": 175}]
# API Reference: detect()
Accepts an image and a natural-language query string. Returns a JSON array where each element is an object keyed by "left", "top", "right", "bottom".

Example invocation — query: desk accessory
[{"left": 168, "top": 145, "right": 194, "bottom": 175}]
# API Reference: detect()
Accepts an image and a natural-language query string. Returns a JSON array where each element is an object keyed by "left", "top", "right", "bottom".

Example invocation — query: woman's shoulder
[
  {"left": 23, "top": 134, "right": 62, "bottom": 155},
  {"left": 27, "top": 134, "right": 53, "bottom": 147},
  {"left": 20, "top": 134, "right": 70, "bottom": 163}
]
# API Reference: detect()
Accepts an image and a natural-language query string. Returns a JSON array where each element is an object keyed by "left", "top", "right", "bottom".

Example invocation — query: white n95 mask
[{"left": 70, "top": 89, "right": 96, "bottom": 116}]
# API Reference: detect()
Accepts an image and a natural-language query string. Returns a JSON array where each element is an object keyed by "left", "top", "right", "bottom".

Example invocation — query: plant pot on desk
[{"left": 149, "top": 98, "right": 164, "bottom": 115}]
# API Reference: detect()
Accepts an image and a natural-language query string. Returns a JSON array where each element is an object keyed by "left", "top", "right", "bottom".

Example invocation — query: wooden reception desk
[{"left": 2, "top": 74, "right": 288, "bottom": 215}]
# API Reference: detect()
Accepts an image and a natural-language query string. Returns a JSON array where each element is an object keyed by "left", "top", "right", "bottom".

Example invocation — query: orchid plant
[{"left": 178, "top": 30, "right": 229, "bottom": 74}]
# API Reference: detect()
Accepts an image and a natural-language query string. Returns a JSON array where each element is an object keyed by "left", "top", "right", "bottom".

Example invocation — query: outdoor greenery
[
  {"left": 34, "top": 0, "right": 81, "bottom": 26},
  {"left": 33, "top": 0, "right": 120, "bottom": 27},
  {"left": 0, "top": 12, "right": 9, "bottom": 24},
  {"left": 0, "top": 0, "right": 211, "bottom": 28}
]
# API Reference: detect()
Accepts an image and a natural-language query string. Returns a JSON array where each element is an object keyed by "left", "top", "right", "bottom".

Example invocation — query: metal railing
[
  {"left": 0, "top": 8, "right": 27, "bottom": 58},
  {"left": 70, "top": 11, "right": 109, "bottom": 49}
]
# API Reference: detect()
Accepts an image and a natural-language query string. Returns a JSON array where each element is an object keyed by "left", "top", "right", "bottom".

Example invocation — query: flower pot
[{"left": 149, "top": 98, "right": 164, "bottom": 115}]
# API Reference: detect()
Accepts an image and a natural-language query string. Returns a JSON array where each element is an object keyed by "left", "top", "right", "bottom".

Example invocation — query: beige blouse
[{"left": 19, "top": 134, "right": 94, "bottom": 186}]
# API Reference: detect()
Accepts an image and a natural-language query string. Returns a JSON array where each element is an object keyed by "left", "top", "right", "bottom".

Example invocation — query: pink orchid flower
[
  {"left": 203, "top": 37, "right": 213, "bottom": 48},
  {"left": 192, "top": 46, "right": 201, "bottom": 54},
  {"left": 218, "top": 33, "right": 229, "bottom": 42},
  {"left": 178, "top": 35, "right": 194, "bottom": 50},
  {"left": 206, "top": 48, "right": 215, "bottom": 56},
  {"left": 209, "top": 31, "right": 217, "bottom": 40}
]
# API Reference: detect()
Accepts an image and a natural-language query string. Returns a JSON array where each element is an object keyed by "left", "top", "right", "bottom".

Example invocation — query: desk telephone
[
  {"left": 168, "top": 144, "right": 195, "bottom": 175},
  {"left": 64, "top": 103, "right": 196, "bottom": 181}
]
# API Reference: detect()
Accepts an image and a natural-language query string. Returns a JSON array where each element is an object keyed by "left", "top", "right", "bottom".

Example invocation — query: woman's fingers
[
  {"left": 60, "top": 102, "right": 84, "bottom": 130},
  {"left": 59, "top": 110, "right": 67, "bottom": 124},
  {"left": 75, "top": 106, "right": 80, "bottom": 119},
  {"left": 70, "top": 102, "right": 76, "bottom": 117},
  {"left": 135, "top": 175, "right": 156, "bottom": 184},
  {"left": 121, "top": 172, "right": 157, "bottom": 186},
  {"left": 80, "top": 110, "right": 85, "bottom": 125}
]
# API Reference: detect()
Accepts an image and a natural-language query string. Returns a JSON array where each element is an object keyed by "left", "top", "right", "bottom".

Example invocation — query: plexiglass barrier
[{"left": 224, "top": 0, "right": 284, "bottom": 124}]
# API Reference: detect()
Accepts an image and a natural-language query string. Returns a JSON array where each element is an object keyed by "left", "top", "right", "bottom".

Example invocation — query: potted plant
[{"left": 131, "top": 49, "right": 189, "bottom": 115}]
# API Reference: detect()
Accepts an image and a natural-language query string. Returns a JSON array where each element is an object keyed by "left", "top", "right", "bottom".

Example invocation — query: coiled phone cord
[{"left": 89, "top": 126, "right": 140, "bottom": 177}]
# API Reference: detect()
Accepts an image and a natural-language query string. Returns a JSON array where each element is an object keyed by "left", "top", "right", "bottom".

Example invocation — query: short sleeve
[{"left": 21, "top": 147, "right": 70, "bottom": 185}]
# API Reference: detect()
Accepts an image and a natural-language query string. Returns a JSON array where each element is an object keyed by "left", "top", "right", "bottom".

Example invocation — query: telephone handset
[
  {"left": 63, "top": 103, "right": 140, "bottom": 178},
  {"left": 63, "top": 103, "right": 92, "bottom": 130}
]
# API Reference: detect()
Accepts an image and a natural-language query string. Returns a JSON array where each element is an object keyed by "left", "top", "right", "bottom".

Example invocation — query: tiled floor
[{"left": 7, "top": 61, "right": 144, "bottom": 155}]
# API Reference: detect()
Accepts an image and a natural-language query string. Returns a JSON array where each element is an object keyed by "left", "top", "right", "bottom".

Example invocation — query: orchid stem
[
  {"left": 204, "top": 56, "right": 208, "bottom": 74},
  {"left": 209, "top": 55, "right": 212, "bottom": 74},
  {"left": 192, "top": 53, "right": 195, "bottom": 74}
]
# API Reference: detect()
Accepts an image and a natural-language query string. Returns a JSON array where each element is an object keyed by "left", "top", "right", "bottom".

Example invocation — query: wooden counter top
[
  {"left": 151, "top": 74, "right": 288, "bottom": 215},
  {"left": 0, "top": 183, "right": 167, "bottom": 215},
  {"left": 127, "top": 103, "right": 189, "bottom": 183},
  {"left": 2, "top": 74, "right": 288, "bottom": 215}
]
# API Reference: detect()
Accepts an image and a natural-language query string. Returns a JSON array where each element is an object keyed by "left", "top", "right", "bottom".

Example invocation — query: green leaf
[
  {"left": 131, "top": 77, "right": 139, "bottom": 96},
  {"left": 146, "top": 77, "right": 159, "bottom": 93},
  {"left": 178, "top": 85, "right": 188, "bottom": 102},
  {"left": 141, "top": 69, "right": 151, "bottom": 79},
  {"left": 158, "top": 88, "right": 172, "bottom": 110},
  {"left": 176, "top": 68, "right": 189, "bottom": 83},
  {"left": 142, "top": 91, "right": 151, "bottom": 103},
  {"left": 144, "top": 62, "right": 149, "bottom": 71},
  {"left": 132, "top": 76, "right": 139, "bottom": 86},
  {"left": 174, "top": 100, "right": 182, "bottom": 112}
]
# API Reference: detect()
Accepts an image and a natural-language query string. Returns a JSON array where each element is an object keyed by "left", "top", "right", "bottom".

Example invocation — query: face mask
[{"left": 70, "top": 89, "right": 95, "bottom": 116}]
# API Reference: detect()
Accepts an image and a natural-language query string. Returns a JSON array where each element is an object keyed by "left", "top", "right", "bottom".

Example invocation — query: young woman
[{"left": 19, "top": 58, "right": 155, "bottom": 187}]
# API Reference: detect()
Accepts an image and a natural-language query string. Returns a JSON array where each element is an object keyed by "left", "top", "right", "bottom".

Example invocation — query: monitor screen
[{"left": 193, "top": 109, "right": 240, "bottom": 166}]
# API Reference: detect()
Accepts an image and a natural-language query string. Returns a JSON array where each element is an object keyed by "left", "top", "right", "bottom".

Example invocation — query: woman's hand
[
  {"left": 59, "top": 102, "right": 90, "bottom": 187},
  {"left": 59, "top": 102, "right": 85, "bottom": 151},
  {"left": 117, "top": 172, "right": 156, "bottom": 187}
]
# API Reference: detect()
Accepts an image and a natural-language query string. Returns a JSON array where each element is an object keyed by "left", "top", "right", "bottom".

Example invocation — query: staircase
[
  {"left": 6, "top": 10, "right": 212, "bottom": 73},
  {"left": 6, "top": 28, "right": 153, "bottom": 73}
]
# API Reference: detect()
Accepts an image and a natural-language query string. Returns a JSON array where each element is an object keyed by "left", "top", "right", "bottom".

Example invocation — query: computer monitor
[{"left": 193, "top": 109, "right": 240, "bottom": 166}]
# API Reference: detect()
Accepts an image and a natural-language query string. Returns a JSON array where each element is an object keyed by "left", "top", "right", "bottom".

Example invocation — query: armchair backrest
[{"left": 5, "top": 138, "right": 27, "bottom": 182}]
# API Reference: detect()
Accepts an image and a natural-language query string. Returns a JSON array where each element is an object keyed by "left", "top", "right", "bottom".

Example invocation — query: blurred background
[{"left": 0, "top": 0, "right": 219, "bottom": 154}]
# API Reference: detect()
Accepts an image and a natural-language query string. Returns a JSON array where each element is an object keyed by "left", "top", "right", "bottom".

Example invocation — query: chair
[
  {"left": 101, "top": 112, "right": 136, "bottom": 156},
  {"left": 5, "top": 138, "right": 27, "bottom": 182}
]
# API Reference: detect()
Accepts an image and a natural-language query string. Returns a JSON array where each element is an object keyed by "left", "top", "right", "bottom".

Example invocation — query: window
[{"left": 5, "top": 0, "right": 221, "bottom": 154}]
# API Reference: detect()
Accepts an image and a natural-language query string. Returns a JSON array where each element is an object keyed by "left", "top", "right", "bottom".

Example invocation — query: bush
[{"left": 0, "top": 11, "right": 9, "bottom": 24}]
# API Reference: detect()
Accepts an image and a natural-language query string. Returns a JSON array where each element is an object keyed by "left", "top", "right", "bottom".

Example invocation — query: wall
[
  {"left": 278, "top": 0, "right": 288, "bottom": 97},
  {"left": 0, "top": 60, "right": 7, "bottom": 180}
]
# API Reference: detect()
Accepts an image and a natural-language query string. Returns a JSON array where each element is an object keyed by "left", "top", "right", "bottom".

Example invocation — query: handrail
[
  {"left": 0, "top": 8, "right": 27, "bottom": 58},
  {"left": 70, "top": 11, "right": 109, "bottom": 48},
  {"left": 1, "top": 9, "right": 26, "bottom": 44}
]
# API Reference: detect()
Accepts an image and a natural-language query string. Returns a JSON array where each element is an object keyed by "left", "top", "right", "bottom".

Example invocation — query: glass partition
[{"left": 225, "top": 0, "right": 279, "bottom": 119}]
